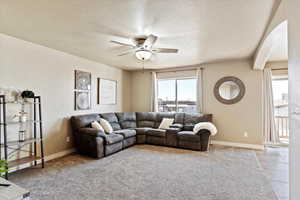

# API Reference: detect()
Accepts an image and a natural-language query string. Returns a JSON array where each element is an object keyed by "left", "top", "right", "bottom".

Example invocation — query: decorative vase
[
  {"left": 19, "top": 130, "right": 26, "bottom": 142},
  {"left": 13, "top": 112, "right": 28, "bottom": 123}
]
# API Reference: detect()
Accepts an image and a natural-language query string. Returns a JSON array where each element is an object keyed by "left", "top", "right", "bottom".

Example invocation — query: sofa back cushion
[
  {"left": 71, "top": 114, "right": 100, "bottom": 131},
  {"left": 183, "top": 113, "right": 213, "bottom": 131},
  {"left": 154, "top": 112, "right": 175, "bottom": 128},
  {"left": 136, "top": 112, "right": 157, "bottom": 128},
  {"left": 100, "top": 113, "right": 121, "bottom": 131},
  {"left": 174, "top": 113, "right": 185, "bottom": 124},
  {"left": 116, "top": 112, "right": 137, "bottom": 129}
]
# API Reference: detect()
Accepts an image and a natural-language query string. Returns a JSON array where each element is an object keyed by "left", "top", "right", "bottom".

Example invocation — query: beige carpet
[{"left": 10, "top": 145, "right": 277, "bottom": 200}]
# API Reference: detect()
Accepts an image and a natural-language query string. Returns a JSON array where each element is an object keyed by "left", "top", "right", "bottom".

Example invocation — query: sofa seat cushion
[
  {"left": 135, "top": 127, "right": 152, "bottom": 135},
  {"left": 102, "top": 133, "right": 124, "bottom": 144},
  {"left": 113, "top": 129, "right": 136, "bottom": 138},
  {"left": 177, "top": 131, "right": 200, "bottom": 142},
  {"left": 170, "top": 123, "right": 183, "bottom": 129},
  {"left": 146, "top": 129, "right": 166, "bottom": 137},
  {"left": 166, "top": 128, "right": 181, "bottom": 135},
  {"left": 183, "top": 125, "right": 194, "bottom": 131}
]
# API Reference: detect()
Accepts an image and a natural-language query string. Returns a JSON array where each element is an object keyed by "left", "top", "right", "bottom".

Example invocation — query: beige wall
[
  {"left": 0, "top": 33, "right": 131, "bottom": 156},
  {"left": 202, "top": 60, "right": 263, "bottom": 145},
  {"left": 131, "top": 59, "right": 264, "bottom": 145},
  {"left": 130, "top": 71, "right": 153, "bottom": 112}
]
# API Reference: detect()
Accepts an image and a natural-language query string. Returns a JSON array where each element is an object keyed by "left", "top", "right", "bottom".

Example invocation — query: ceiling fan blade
[
  {"left": 143, "top": 34, "right": 158, "bottom": 49},
  {"left": 117, "top": 48, "right": 137, "bottom": 56},
  {"left": 110, "top": 40, "right": 136, "bottom": 48},
  {"left": 152, "top": 48, "right": 179, "bottom": 53}
]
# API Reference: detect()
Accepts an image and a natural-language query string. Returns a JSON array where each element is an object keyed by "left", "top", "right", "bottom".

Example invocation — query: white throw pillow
[
  {"left": 159, "top": 118, "right": 174, "bottom": 129},
  {"left": 99, "top": 118, "right": 113, "bottom": 134},
  {"left": 91, "top": 121, "right": 104, "bottom": 132}
]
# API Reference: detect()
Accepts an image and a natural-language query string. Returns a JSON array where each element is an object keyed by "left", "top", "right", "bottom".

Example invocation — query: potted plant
[{"left": 0, "top": 159, "right": 8, "bottom": 177}]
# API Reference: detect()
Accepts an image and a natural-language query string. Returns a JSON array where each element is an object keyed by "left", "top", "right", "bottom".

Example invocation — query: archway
[{"left": 253, "top": 20, "right": 288, "bottom": 70}]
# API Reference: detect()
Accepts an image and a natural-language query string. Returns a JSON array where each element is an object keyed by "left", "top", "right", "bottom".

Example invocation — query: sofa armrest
[
  {"left": 78, "top": 128, "right": 106, "bottom": 137},
  {"left": 195, "top": 129, "right": 211, "bottom": 136},
  {"left": 74, "top": 128, "right": 105, "bottom": 158},
  {"left": 196, "top": 129, "right": 211, "bottom": 151}
]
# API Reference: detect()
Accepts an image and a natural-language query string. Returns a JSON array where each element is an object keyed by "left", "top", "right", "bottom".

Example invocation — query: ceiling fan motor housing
[
  {"left": 133, "top": 37, "right": 147, "bottom": 47},
  {"left": 111, "top": 34, "right": 178, "bottom": 60}
]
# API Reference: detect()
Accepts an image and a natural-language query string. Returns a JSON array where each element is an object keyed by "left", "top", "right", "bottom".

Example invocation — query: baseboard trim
[
  {"left": 211, "top": 140, "right": 265, "bottom": 150},
  {"left": 45, "top": 148, "right": 76, "bottom": 162},
  {"left": 8, "top": 148, "right": 76, "bottom": 174}
]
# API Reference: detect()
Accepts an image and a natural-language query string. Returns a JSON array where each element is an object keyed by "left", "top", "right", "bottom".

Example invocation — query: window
[{"left": 157, "top": 78, "right": 197, "bottom": 113}]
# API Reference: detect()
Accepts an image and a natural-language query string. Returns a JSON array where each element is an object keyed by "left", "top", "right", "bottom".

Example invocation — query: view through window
[
  {"left": 272, "top": 78, "right": 288, "bottom": 140},
  {"left": 157, "top": 78, "right": 197, "bottom": 113}
]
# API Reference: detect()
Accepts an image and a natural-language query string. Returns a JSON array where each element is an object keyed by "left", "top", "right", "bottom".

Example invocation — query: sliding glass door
[{"left": 272, "top": 77, "right": 289, "bottom": 142}]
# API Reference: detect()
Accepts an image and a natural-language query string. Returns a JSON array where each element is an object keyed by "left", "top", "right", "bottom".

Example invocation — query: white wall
[
  {"left": 131, "top": 59, "right": 264, "bottom": 145},
  {"left": 0, "top": 33, "right": 131, "bottom": 156},
  {"left": 288, "top": 0, "right": 300, "bottom": 199}
]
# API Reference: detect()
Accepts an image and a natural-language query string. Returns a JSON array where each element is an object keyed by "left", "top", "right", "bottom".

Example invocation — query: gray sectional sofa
[{"left": 71, "top": 112, "right": 212, "bottom": 158}]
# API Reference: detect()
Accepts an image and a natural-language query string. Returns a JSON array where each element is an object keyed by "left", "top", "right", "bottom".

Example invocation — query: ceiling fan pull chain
[{"left": 142, "top": 59, "right": 145, "bottom": 73}]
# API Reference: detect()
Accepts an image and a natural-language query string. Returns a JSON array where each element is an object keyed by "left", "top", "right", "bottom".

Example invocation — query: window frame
[{"left": 157, "top": 77, "right": 197, "bottom": 113}]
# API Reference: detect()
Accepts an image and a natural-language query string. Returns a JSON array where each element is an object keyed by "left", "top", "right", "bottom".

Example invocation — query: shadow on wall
[
  {"left": 121, "top": 70, "right": 132, "bottom": 112},
  {"left": 43, "top": 117, "right": 74, "bottom": 156}
]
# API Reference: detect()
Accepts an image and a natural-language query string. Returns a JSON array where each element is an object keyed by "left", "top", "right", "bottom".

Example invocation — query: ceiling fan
[{"left": 110, "top": 34, "right": 179, "bottom": 61}]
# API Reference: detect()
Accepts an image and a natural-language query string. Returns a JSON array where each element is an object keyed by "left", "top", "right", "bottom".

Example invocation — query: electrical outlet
[
  {"left": 66, "top": 136, "right": 70, "bottom": 143},
  {"left": 244, "top": 132, "right": 248, "bottom": 137}
]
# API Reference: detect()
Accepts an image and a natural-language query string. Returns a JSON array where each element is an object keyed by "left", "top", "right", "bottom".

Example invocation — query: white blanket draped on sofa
[{"left": 193, "top": 122, "right": 218, "bottom": 136}]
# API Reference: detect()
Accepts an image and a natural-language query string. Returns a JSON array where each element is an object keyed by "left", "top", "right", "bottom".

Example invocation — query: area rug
[{"left": 10, "top": 145, "right": 277, "bottom": 200}]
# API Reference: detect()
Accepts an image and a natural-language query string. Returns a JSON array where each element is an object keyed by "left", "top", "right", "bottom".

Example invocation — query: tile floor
[{"left": 256, "top": 146, "right": 289, "bottom": 200}]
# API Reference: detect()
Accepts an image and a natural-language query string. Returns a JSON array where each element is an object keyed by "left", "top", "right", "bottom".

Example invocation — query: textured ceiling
[{"left": 0, "top": 0, "right": 277, "bottom": 70}]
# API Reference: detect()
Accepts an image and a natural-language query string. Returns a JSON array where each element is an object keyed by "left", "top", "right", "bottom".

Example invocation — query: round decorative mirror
[{"left": 214, "top": 76, "right": 245, "bottom": 104}]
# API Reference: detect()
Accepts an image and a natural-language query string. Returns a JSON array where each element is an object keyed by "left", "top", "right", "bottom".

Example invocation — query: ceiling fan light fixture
[{"left": 135, "top": 50, "right": 152, "bottom": 61}]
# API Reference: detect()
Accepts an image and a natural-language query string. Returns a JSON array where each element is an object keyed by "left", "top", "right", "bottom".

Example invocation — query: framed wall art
[
  {"left": 97, "top": 78, "right": 117, "bottom": 105},
  {"left": 74, "top": 91, "right": 91, "bottom": 110},
  {"left": 75, "top": 70, "right": 91, "bottom": 90},
  {"left": 74, "top": 70, "right": 91, "bottom": 110}
]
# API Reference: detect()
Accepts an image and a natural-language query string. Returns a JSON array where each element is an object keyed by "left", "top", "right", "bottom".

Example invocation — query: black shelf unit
[{"left": 0, "top": 95, "right": 44, "bottom": 179}]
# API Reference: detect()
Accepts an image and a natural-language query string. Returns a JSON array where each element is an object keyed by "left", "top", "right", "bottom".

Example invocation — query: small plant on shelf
[{"left": 0, "top": 159, "right": 8, "bottom": 177}]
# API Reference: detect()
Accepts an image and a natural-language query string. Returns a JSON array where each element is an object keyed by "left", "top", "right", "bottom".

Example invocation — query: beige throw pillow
[
  {"left": 91, "top": 121, "right": 105, "bottom": 132},
  {"left": 159, "top": 118, "right": 174, "bottom": 129},
  {"left": 99, "top": 118, "right": 113, "bottom": 134}
]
